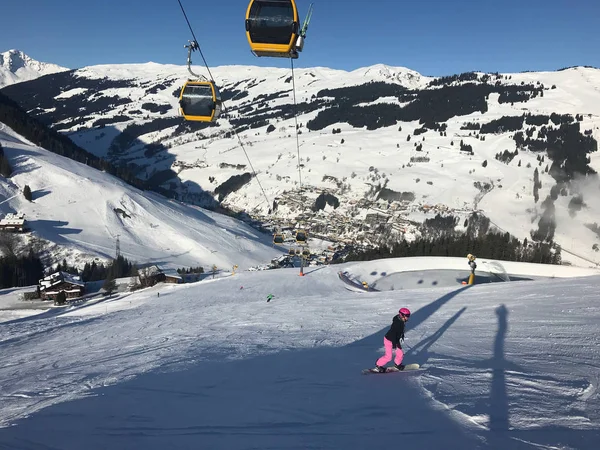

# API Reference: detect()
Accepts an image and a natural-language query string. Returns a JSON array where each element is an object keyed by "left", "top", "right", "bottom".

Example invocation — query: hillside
[
  {"left": 0, "top": 123, "right": 281, "bottom": 271},
  {"left": 1, "top": 62, "right": 600, "bottom": 265},
  {"left": 1, "top": 257, "right": 599, "bottom": 448}
]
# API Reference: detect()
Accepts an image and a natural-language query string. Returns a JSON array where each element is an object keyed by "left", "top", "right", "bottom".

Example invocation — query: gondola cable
[
  {"left": 290, "top": 57, "right": 303, "bottom": 191},
  {"left": 176, "top": 0, "right": 215, "bottom": 83},
  {"left": 176, "top": 0, "right": 272, "bottom": 212},
  {"left": 290, "top": 57, "right": 308, "bottom": 252}
]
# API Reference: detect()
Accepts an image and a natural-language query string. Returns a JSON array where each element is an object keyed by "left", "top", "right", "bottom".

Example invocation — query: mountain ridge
[
  {"left": 1, "top": 58, "right": 599, "bottom": 266},
  {"left": 0, "top": 49, "right": 69, "bottom": 88}
]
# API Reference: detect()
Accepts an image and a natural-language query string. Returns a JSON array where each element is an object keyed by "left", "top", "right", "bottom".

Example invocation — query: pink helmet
[{"left": 399, "top": 307, "right": 411, "bottom": 317}]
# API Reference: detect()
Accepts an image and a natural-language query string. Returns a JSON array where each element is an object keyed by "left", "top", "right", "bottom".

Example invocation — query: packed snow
[{"left": 0, "top": 257, "right": 599, "bottom": 449}]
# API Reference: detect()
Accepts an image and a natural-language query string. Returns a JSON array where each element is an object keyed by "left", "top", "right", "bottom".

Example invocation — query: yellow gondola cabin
[
  {"left": 245, "top": 0, "right": 300, "bottom": 58},
  {"left": 295, "top": 228, "right": 307, "bottom": 243},
  {"left": 179, "top": 81, "right": 222, "bottom": 122}
]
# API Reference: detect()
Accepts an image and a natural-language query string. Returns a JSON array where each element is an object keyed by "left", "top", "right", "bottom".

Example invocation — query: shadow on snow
[{"left": 1, "top": 285, "right": 598, "bottom": 449}]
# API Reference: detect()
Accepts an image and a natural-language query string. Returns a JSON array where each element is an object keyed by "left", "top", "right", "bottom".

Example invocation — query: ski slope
[
  {"left": 0, "top": 257, "right": 599, "bottom": 449},
  {"left": 0, "top": 124, "right": 281, "bottom": 271}
]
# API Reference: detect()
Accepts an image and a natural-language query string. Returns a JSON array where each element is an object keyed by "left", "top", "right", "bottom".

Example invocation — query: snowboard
[{"left": 362, "top": 363, "right": 421, "bottom": 375}]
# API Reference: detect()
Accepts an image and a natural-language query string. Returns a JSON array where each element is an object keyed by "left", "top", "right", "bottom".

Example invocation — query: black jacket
[{"left": 384, "top": 315, "right": 406, "bottom": 349}]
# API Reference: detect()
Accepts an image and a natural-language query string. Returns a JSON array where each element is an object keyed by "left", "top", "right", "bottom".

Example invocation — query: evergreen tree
[
  {"left": 0, "top": 157, "right": 11, "bottom": 177},
  {"left": 0, "top": 142, "right": 12, "bottom": 177},
  {"left": 23, "top": 185, "right": 32, "bottom": 201},
  {"left": 103, "top": 265, "right": 117, "bottom": 296},
  {"left": 55, "top": 291, "right": 67, "bottom": 305}
]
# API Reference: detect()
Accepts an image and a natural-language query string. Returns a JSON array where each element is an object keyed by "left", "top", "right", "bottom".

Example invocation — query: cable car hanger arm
[
  {"left": 300, "top": 3, "right": 314, "bottom": 38},
  {"left": 185, "top": 40, "right": 207, "bottom": 80}
]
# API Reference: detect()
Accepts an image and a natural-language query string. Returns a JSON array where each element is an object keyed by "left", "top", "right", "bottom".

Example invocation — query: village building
[
  {"left": 39, "top": 271, "right": 85, "bottom": 301},
  {"left": 0, "top": 213, "right": 26, "bottom": 232},
  {"left": 138, "top": 264, "right": 166, "bottom": 286},
  {"left": 162, "top": 269, "right": 183, "bottom": 284}
]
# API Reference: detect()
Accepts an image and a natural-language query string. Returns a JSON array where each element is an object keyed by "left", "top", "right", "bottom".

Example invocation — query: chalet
[
  {"left": 0, "top": 213, "right": 26, "bottom": 232},
  {"left": 138, "top": 264, "right": 166, "bottom": 286},
  {"left": 39, "top": 271, "right": 85, "bottom": 301},
  {"left": 162, "top": 270, "right": 183, "bottom": 284}
]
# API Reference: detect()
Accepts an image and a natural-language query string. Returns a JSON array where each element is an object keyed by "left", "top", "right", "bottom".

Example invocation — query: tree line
[
  {"left": 306, "top": 81, "right": 543, "bottom": 132},
  {"left": 0, "top": 249, "right": 45, "bottom": 289},
  {"left": 339, "top": 230, "right": 560, "bottom": 266},
  {"left": 0, "top": 246, "right": 139, "bottom": 289},
  {"left": 52, "top": 255, "right": 138, "bottom": 282}
]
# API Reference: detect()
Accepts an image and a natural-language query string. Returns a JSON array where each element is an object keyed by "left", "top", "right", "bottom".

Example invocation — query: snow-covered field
[
  {"left": 1, "top": 257, "right": 599, "bottom": 449},
  {"left": 57, "top": 62, "right": 600, "bottom": 266},
  {"left": 4, "top": 55, "right": 600, "bottom": 265}
]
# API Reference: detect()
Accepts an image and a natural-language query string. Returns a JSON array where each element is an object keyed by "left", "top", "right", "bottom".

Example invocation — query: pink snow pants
[{"left": 376, "top": 337, "right": 404, "bottom": 366}]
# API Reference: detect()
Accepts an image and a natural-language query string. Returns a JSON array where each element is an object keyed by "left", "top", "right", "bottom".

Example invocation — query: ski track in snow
[{"left": 0, "top": 261, "right": 600, "bottom": 449}]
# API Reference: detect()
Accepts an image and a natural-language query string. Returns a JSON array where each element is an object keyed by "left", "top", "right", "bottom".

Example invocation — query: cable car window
[{"left": 248, "top": 1, "right": 295, "bottom": 45}]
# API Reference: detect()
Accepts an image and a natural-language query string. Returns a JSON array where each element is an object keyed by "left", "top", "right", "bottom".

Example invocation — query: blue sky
[{"left": 2, "top": 0, "right": 599, "bottom": 76}]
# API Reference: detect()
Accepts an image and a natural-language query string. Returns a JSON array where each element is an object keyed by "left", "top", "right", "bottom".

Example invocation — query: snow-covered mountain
[
  {"left": 0, "top": 123, "right": 280, "bottom": 271},
  {"left": 1, "top": 257, "right": 600, "bottom": 448},
  {"left": 0, "top": 49, "right": 68, "bottom": 88},
  {"left": 1, "top": 61, "right": 600, "bottom": 266}
]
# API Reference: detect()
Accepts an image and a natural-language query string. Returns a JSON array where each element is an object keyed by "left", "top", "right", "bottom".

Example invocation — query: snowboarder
[
  {"left": 372, "top": 307, "right": 411, "bottom": 372},
  {"left": 467, "top": 254, "right": 477, "bottom": 272},
  {"left": 467, "top": 254, "right": 477, "bottom": 285}
]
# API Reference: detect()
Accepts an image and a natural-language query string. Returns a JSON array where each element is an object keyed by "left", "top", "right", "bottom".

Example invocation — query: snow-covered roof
[
  {"left": 139, "top": 265, "right": 163, "bottom": 277},
  {"left": 162, "top": 270, "right": 183, "bottom": 280},
  {"left": 0, "top": 213, "right": 25, "bottom": 226},
  {"left": 39, "top": 271, "right": 85, "bottom": 290}
]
